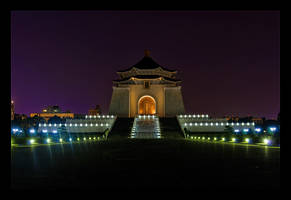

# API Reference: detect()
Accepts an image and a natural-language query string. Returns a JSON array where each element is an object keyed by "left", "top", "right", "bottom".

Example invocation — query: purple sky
[{"left": 11, "top": 11, "right": 280, "bottom": 119}]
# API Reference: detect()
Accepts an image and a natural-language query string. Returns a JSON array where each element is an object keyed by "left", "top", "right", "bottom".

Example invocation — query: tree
[{"left": 48, "top": 115, "right": 63, "bottom": 124}]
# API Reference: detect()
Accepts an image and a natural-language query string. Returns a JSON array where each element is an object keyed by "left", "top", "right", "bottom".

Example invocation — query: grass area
[{"left": 11, "top": 136, "right": 280, "bottom": 190}]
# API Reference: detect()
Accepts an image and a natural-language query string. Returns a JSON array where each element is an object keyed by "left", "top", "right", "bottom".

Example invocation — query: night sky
[{"left": 11, "top": 11, "right": 280, "bottom": 119}]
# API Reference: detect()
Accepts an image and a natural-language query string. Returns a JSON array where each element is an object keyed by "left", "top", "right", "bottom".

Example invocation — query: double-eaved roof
[
  {"left": 113, "top": 75, "right": 181, "bottom": 82},
  {"left": 117, "top": 51, "right": 177, "bottom": 73}
]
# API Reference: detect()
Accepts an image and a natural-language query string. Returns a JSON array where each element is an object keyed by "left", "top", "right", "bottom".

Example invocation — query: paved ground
[{"left": 11, "top": 138, "right": 280, "bottom": 190}]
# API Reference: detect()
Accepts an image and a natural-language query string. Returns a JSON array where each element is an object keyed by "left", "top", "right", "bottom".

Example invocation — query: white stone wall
[
  {"left": 108, "top": 87, "right": 130, "bottom": 117},
  {"left": 38, "top": 115, "right": 116, "bottom": 133},
  {"left": 177, "top": 115, "right": 255, "bottom": 133},
  {"left": 165, "top": 86, "right": 185, "bottom": 117}
]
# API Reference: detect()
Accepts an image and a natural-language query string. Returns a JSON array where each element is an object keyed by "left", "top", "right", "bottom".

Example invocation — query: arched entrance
[{"left": 138, "top": 95, "right": 156, "bottom": 115}]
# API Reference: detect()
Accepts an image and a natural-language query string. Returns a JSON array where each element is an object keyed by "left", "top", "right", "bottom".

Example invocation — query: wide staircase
[
  {"left": 159, "top": 117, "right": 185, "bottom": 139},
  {"left": 130, "top": 115, "right": 161, "bottom": 139},
  {"left": 108, "top": 117, "right": 134, "bottom": 139}
]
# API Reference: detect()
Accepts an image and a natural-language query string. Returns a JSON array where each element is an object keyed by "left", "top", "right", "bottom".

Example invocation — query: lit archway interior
[{"left": 138, "top": 96, "right": 156, "bottom": 115}]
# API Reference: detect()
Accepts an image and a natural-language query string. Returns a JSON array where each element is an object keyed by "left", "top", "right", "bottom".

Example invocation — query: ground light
[
  {"left": 46, "top": 138, "right": 51, "bottom": 143},
  {"left": 232, "top": 138, "right": 236, "bottom": 142},
  {"left": 191, "top": 136, "right": 193, "bottom": 139},
  {"left": 77, "top": 138, "right": 80, "bottom": 141},
  {"left": 245, "top": 138, "right": 250, "bottom": 143},
  {"left": 202, "top": 137, "right": 205, "bottom": 140},
  {"left": 222, "top": 137, "right": 225, "bottom": 141},
  {"left": 214, "top": 137, "right": 217, "bottom": 141},
  {"left": 198, "top": 137, "right": 200, "bottom": 139},
  {"left": 93, "top": 137, "right": 96, "bottom": 140},
  {"left": 255, "top": 128, "right": 261, "bottom": 133},
  {"left": 59, "top": 138, "right": 63, "bottom": 143},
  {"left": 83, "top": 137, "right": 86, "bottom": 141},
  {"left": 29, "top": 139, "right": 35, "bottom": 144},
  {"left": 264, "top": 139, "right": 270, "bottom": 145},
  {"left": 69, "top": 138, "right": 72, "bottom": 142},
  {"left": 29, "top": 129, "right": 35, "bottom": 134},
  {"left": 208, "top": 137, "right": 210, "bottom": 140},
  {"left": 89, "top": 137, "right": 92, "bottom": 140}
]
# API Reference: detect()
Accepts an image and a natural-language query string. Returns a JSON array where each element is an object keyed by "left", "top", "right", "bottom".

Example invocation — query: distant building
[
  {"left": 14, "top": 114, "right": 27, "bottom": 121},
  {"left": 11, "top": 100, "right": 15, "bottom": 120},
  {"left": 42, "top": 105, "right": 61, "bottom": 113},
  {"left": 225, "top": 116, "right": 239, "bottom": 122},
  {"left": 252, "top": 117, "right": 264, "bottom": 125},
  {"left": 88, "top": 105, "right": 101, "bottom": 115},
  {"left": 30, "top": 105, "right": 74, "bottom": 122}
]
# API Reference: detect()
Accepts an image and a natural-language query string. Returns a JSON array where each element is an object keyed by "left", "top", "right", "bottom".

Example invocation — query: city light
[
  {"left": 269, "top": 127, "right": 277, "bottom": 132},
  {"left": 243, "top": 129, "right": 249, "bottom": 133},
  {"left": 29, "top": 129, "right": 35, "bottom": 134},
  {"left": 255, "top": 128, "right": 261, "bottom": 133},
  {"left": 234, "top": 129, "right": 240, "bottom": 133},
  {"left": 264, "top": 139, "right": 270, "bottom": 145},
  {"left": 42, "top": 129, "right": 48, "bottom": 133},
  {"left": 52, "top": 130, "right": 57, "bottom": 133}
]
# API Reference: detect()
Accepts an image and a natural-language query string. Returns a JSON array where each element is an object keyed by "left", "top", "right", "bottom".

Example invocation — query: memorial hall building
[{"left": 109, "top": 50, "right": 185, "bottom": 117}]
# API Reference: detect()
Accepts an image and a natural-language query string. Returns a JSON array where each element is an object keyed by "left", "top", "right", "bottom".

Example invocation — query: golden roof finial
[{"left": 144, "top": 49, "right": 151, "bottom": 57}]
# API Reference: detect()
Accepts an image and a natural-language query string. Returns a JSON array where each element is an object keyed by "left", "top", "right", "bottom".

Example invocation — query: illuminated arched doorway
[{"left": 138, "top": 95, "right": 156, "bottom": 115}]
